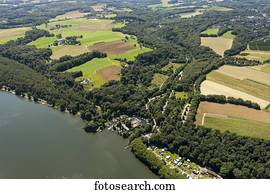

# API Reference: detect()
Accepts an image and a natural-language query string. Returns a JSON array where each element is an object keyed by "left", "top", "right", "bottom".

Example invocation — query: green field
[
  {"left": 112, "top": 45, "right": 152, "bottom": 61},
  {"left": 67, "top": 57, "right": 121, "bottom": 89},
  {"left": 201, "top": 28, "right": 219, "bottom": 36},
  {"left": 237, "top": 44, "right": 270, "bottom": 62},
  {"left": 27, "top": 17, "right": 152, "bottom": 89},
  {"left": 162, "top": 63, "right": 183, "bottom": 72},
  {"left": 151, "top": 73, "right": 169, "bottom": 88},
  {"left": 29, "top": 18, "right": 151, "bottom": 60},
  {"left": 261, "top": 64, "right": 270, "bottom": 73},
  {"left": 0, "top": 27, "right": 31, "bottom": 44},
  {"left": 179, "top": 9, "right": 204, "bottom": 18},
  {"left": 205, "top": 116, "right": 270, "bottom": 140},
  {"left": 207, "top": 6, "right": 233, "bottom": 12},
  {"left": 208, "top": 71, "right": 270, "bottom": 101},
  {"left": 175, "top": 92, "right": 188, "bottom": 100},
  {"left": 237, "top": 50, "right": 270, "bottom": 62},
  {"left": 221, "top": 31, "right": 235, "bottom": 39}
]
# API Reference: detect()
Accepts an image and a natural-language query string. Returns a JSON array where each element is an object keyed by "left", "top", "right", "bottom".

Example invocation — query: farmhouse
[{"left": 80, "top": 79, "right": 91, "bottom": 85}]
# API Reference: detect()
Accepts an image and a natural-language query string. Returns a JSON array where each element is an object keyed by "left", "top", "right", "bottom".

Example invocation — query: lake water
[{"left": 0, "top": 92, "right": 157, "bottom": 178}]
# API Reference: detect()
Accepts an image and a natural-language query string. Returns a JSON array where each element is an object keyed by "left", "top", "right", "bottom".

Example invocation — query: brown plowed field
[
  {"left": 88, "top": 41, "right": 134, "bottom": 55},
  {"left": 97, "top": 65, "right": 120, "bottom": 81},
  {"left": 196, "top": 102, "right": 270, "bottom": 125}
]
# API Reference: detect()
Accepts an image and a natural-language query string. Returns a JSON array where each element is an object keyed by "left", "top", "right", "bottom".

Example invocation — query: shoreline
[{"left": 0, "top": 86, "right": 81, "bottom": 116}]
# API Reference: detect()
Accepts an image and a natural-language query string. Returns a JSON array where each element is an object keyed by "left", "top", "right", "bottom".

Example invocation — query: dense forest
[{"left": 1, "top": 0, "right": 270, "bottom": 179}]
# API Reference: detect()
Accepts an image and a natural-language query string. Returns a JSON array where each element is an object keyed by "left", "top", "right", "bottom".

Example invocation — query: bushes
[
  {"left": 249, "top": 38, "right": 270, "bottom": 51},
  {"left": 52, "top": 51, "right": 107, "bottom": 72},
  {"left": 223, "top": 57, "right": 259, "bottom": 67},
  {"left": 130, "top": 138, "right": 186, "bottom": 179},
  {"left": 70, "top": 71, "right": 83, "bottom": 78},
  {"left": 131, "top": 138, "right": 164, "bottom": 174},
  {"left": 200, "top": 95, "right": 261, "bottom": 110},
  {"left": 200, "top": 34, "right": 218, "bottom": 37}
]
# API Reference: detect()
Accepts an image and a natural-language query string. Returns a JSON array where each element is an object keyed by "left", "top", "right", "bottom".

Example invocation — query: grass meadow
[
  {"left": 0, "top": 27, "right": 31, "bottom": 44},
  {"left": 67, "top": 57, "right": 121, "bottom": 89},
  {"left": 204, "top": 116, "right": 270, "bottom": 140}
]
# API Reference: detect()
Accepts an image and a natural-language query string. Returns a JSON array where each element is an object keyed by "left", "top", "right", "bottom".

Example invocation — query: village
[
  {"left": 105, "top": 115, "right": 148, "bottom": 137},
  {"left": 105, "top": 113, "right": 221, "bottom": 179},
  {"left": 150, "top": 147, "right": 222, "bottom": 179}
]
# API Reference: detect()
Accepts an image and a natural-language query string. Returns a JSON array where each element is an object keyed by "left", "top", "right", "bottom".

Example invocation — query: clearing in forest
[
  {"left": 200, "top": 30, "right": 234, "bottom": 56},
  {"left": 150, "top": 73, "right": 169, "bottom": 89},
  {"left": 196, "top": 102, "right": 270, "bottom": 140},
  {"left": 260, "top": 64, "right": 270, "bottom": 73},
  {"left": 162, "top": 62, "right": 183, "bottom": 72},
  {"left": 0, "top": 27, "right": 31, "bottom": 44},
  {"left": 179, "top": 9, "right": 205, "bottom": 18},
  {"left": 66, "top": 57, "right": 121, "bottom": 89},
  {"left": 53, "top": 11, "right": 89, "bottom": 21},
  {"left": 207, "top": 6, "right": 233, "bottom": 12},
  {"left": 175, "top": 92, "right": 188, "bottom": 100},
  {"left": 201, "top": 37, "right": 233, "bottom": 56},
  {"left": 201, "top": 28, "right": 219, "bottom": 36}
]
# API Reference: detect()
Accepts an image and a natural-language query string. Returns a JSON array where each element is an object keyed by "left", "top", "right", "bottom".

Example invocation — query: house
[{"left": 80, "top": 79, "right": 90, "bottom": 85}]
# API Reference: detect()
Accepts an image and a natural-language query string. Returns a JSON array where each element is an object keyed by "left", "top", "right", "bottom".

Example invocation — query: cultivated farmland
[
  {"left": 0, "top": 27, "right": 31, "bottom": 44},
  {"left": 53, "top": 11, "right": 89, "bottom": 21},
  {"left": 201, "top": 37, "right": 233, "bottom": 56},
  {"left": 196, "top": 102, "right": 270, "bottom": 140},
  {"left": 26, "top": 12, "right": 152, "bottom": 90},
  {"left": 200, "top": 80, "right": 270, "bottom": 108},
  {"left": 30, "top": 17, "right": 151, "bottom": 60},
  {"left": 237, "top": 49, "right": 270, "bottom": 62},
  {"left": 67, "top": 57, "right": 121, "bottom": 89},
  {"left": 261, "top": 64, "right": 270, "bottom": 73},
  {"left": 175, "top": 92, "right": 188, "bottom": 100},
  {"left": 216, "top": 65, "right": 270, "bottom": 86},
  {"left": 200, "top": 30, "right": 234, "bottom": 56},
  {"left": 207, "top": 6, "right": 233, "bottom": 12},
  {"left": 201, "top": 65, "right": 270, "bottom": 108}
]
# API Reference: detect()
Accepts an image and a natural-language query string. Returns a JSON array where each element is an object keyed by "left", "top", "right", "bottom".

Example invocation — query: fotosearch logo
[{"left": 94, "top": 181, "right": 176, "bottom": 191}]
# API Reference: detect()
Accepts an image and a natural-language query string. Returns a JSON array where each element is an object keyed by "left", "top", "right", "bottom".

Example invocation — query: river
[{"left": 0, "top": 92, "right": 157, "bottom": 179}]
